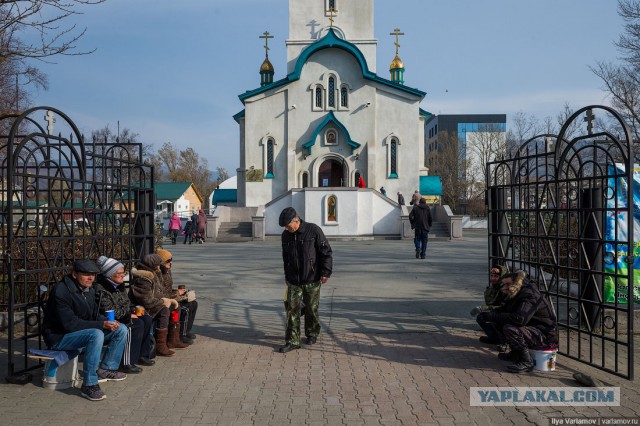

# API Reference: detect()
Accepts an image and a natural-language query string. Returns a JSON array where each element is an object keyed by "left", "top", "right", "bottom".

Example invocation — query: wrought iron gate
[
  {"left": 0, "top": 106, "right": 155, "bottom": 381},
  {"left": 487, "top": 105, "right": 636, "bottom": 380}
]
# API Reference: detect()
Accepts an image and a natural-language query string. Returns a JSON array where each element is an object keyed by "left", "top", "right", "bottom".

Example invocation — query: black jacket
[
  {"left": 42, "top": 275, "right": 106, "bottom": 348},
  {"left": 95, "top": 274, "right": 132, "bottom": 325},
  {"left": 282, "top": 220, "right": 333, "bottom": 285},
  {"left": 409, "top": 204, "right": 433, "bottom": 231},
  {"left": 494, "top": 271, "right": 558, "bottom": 344}
]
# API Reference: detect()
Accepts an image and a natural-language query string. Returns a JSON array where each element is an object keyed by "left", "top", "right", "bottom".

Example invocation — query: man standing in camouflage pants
[{"left": 279, "top": 207, "right": 333, "bottom": 353}]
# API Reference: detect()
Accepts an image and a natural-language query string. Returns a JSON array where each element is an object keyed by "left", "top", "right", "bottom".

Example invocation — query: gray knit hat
[{"left": 96, "top": 256, "right": 124, "bottom": 278}]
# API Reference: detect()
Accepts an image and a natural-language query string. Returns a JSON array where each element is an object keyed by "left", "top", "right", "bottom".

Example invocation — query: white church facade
[{"left": 225, "top": 0, "right": 434, "bottom": 239}]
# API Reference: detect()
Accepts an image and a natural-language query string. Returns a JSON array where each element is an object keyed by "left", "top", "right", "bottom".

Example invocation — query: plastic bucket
[
  {"left": 42, "top": 357, "right": 79, "bottom": 390},
  {"left": 531, "top": 348, "right": 557, "bottom": 371}
]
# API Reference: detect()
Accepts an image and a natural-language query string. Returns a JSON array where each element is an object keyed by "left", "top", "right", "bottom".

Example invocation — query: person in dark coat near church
[
  {"left": 397, "top": 191, "right": 405, "bottom": 205},
  {"left": 409, "top": 198, "right": 432, "bottom": 259},
  {"left": 278, "top": 207, "right": 333, "bottom": 353}
]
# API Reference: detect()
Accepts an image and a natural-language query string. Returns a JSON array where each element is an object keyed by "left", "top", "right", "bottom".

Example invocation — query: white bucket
[
  {"left": 531, "top": 348, "right": 557, "bottom": 371},
  {"left": 42, "top": 357, "right": 80, "bottom": 390}
]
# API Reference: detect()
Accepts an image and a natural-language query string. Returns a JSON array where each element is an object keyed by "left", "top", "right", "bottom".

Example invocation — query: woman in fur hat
[
  {"left": 95, "top": 256, "right": 154, "bottom": 372},
  {"left": 156, "top": 248, "right": 198, "bottom": 346},
  {"left": 129, "top": 254, "right": 180, "bottom": 356}
]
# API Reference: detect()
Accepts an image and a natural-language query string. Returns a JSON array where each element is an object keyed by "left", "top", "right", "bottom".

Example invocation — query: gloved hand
[{"left": 477, "top": 310, "right": 497, "bottom": 323}]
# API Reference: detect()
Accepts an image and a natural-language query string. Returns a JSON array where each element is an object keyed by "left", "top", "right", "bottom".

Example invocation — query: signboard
[{"left": 604, "top": 164, "right": 640, "bottom": 304}]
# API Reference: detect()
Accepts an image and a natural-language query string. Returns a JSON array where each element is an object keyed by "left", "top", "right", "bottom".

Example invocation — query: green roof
[
  {"left": 238, "top": 29, "right": 426, "bottom": 103},
  {"left": 155, "top": 182, "right": 193, "bottom": 200}
]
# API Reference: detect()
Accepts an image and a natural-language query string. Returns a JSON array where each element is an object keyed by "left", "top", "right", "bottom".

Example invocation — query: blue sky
[{"left": 29, "top": 0, "right": 623, "bottom": 176}]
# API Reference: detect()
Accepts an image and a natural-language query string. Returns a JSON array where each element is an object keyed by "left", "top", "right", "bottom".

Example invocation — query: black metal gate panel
[
  {"left": 0, "top": 107, "right": 155, "bottom": 380},
  {"left": 487, "top": 105, "right": 635, "bottom": 379}
]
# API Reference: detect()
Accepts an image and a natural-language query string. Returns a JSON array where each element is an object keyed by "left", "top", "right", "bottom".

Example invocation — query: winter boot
[
  {"left": 167, "top": 322, "right": 189, "bottom": 349},
  {"left": 155, "top": 328, "right": 175, "bottom": 357},
  {"left": 507, "top": 349, "right": 534, "bottom": 373}
]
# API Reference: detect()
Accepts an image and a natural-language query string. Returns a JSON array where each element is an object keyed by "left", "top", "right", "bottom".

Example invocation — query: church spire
[
  {"left": 259, "top": 31, "right": 274, "bottom": 87},
  {"left": 389, "top": 28, "right": 405, "bottom": 85}
]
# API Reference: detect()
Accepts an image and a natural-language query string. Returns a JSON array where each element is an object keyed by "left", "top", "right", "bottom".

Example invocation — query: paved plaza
[{"left": 1, "top": 230, "right": 639, "bottom": 425}]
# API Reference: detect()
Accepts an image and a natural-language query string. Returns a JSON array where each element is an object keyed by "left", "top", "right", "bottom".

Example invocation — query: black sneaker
[
  {"left": 81, "top": 384, "right": 106, "bottom": 401},
  {"left": 97, "top": 368, "right": 127, "bottom": 382},
  {"left": 138, "top": 357, "right": 155, "bottom": 366},
  {"left": 415, "top": 250, "right": 420, "bottom": 259},
  {"left": 279, "top": 344, "right": 300, "bottom": 353},
  {"left": 305, "top": 336, "right": 317, "bottom": 345}
]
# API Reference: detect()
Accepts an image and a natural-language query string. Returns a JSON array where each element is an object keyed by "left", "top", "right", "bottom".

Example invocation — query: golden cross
[
  {"left": 259, "top": 31, "right": 274, "bottom": 57},
  {"left": 390, "top": 28, "right": 405, "bottom": 55},
  {"left": 327, "top": 7, "right": 336, "bottom": 28}
]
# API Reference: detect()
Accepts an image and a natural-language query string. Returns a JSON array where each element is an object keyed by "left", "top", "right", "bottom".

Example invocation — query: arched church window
[
  {"left": 329, "top": 0, "right": 336, "bottom": 10},
  {"left": 340, "top": 86, "right": 348, "bottom": 108},
  {"left": 390, "top": 138, "right": 398, "bottom": 178},
  {"left": 354, "top": 171, "right": 361, "bottom": 187},
  {"left": 266, "top": 139, "right": 274, "bottom": 178},
  {"left": 302, "top": 172, "right": 309, "bottom": 188},
  {"left": 328, "top": 77, "right": 335, "bottom": 108},
  {"left": 315, "top": 87, "right": 323, "bottom": 108}
]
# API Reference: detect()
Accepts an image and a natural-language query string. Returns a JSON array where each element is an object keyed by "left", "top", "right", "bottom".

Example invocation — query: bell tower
[{"left": 286, "top": 0, "right": 377, "bottom": 73}]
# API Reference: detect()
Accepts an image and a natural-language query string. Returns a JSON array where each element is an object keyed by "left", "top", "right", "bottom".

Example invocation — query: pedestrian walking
[{"left": 278, "top": 207, "right": 333, "bottom": 353}]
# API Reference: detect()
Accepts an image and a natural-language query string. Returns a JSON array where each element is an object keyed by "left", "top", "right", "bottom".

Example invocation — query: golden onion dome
[
  {"left": 260, "top": 57, "right": 274, "bottom": 72},
  {"left": 390, "top": 54, "right": 404, "bottom": 70}
]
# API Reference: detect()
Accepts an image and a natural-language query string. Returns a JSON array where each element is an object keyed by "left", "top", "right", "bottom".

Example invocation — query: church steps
[{"left": 216, "top": 221, "right": 253, "bottom": 242}]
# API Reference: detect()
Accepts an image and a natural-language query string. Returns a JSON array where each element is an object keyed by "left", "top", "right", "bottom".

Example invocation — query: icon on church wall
[
  {"left": 246, "top": 169, "right": 264, "bottom": 182},
  {"left": 325, "top": 129, "right": 337, "bottom": 145},
  {"left": 327, "top": 195, "right": 337, "bottom": 222}
]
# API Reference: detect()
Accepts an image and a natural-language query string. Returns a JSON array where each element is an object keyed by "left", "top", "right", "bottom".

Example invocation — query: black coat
[
  {"left": 494, "top": 272, "right": 558, "bottom": 344},
  {"left": 42, "top": 275, "right": 106, "bottom": 348},
  {"left": 409, "top": 204, "right": 433, "bottom": 231},
  {"left": 282, "top": 220, "right": 333, "bottom": 285}
]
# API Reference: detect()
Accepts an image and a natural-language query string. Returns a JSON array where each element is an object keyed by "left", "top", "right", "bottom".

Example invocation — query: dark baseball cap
[
  {"left": 279, "top": 207, "right": 297, "bottom": 226},
  {"left": 72, "top": 259, "right": 100, "bottom": 274}
]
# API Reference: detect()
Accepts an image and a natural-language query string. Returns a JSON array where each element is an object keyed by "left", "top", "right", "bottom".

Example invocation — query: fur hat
[
  {"left": 279, "top": 207, "right": 297, "bottom": 226},
  {"left": 156, "top": 249, "right": 173, "bottom": 263},
  {"left": 491, "top": 264, "right": 510, "bottom": 280},
  {"left": 72, "top": 259, "right": 100, "bottom": 274},
  {"left": 96, "top": 256, "right": 124, "bottom": 278},
  {"left": 142, "top": 254, "right": 163, "bottom": 269}
]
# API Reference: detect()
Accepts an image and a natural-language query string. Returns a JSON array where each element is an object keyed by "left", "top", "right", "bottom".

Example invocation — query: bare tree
[
  {"left": 215, "top": 166, "right": 229, "bottom": 184},
  {"left": 1, "top": 1, "right": 104, "bottom": 115},
  {"left": 430, "top": 130, "right": 471, "bottom": 213},
  {"left": 591, "top": 0, "right": 640, "bottom": 140},
  {"left": 465, "top": 123, "right": 507, "bottom": 200},
  {"left": 1, "top": 0, "right": 105, "bottom": 61},
  {"left": 506, "top": 111, "right": 542, "bottom": 156}
]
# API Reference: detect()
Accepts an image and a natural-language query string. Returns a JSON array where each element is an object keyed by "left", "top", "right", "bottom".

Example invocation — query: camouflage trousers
[{"left": 285, "top": 281, "right": 321, "bottom": 346}]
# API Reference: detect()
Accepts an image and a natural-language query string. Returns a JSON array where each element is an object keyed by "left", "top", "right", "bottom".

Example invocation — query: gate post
[
  {"left": 134, "top": 188, "right": 155, "bottom": 258},
  {"left": 488, "top": 187, "right": 509, "bottom": 264},
  {"left": 579, "top": 188, "right": 603, "bottom": 331}
]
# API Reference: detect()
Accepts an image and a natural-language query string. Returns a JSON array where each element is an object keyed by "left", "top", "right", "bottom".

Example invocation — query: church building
[{"left": 231, "top": 0, "right": 431, "bottom": 239}]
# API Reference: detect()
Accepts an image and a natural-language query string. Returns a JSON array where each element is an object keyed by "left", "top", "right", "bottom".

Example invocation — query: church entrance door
[{"left": 318, "top": 159, "right": 344, "bottom": 187}]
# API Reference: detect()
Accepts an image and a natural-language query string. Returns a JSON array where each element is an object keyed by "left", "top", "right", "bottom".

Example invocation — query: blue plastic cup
[{"left": 105, "top": 310, "right": 115, "bottom": 321}]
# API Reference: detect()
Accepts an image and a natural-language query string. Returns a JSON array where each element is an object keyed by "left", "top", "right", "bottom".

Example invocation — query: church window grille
[
  {"left": 354, "top": 171, "right": 361, "bottom": 187},
  {"left": 328, "top": 77, "right": 335, "bottom": 108},
  {"left": 302, "top": 172, "right": 309, "bottom": 188},
  {"left": 340, "top": 87, "right": 348, "bottom": 108},
  {"left": 329, "top": 0, "right": 336, "bottom": 10},
  {"left": 315, "top": 87, "right": 323, "bottom": 108},
  {"left": 266, "top": 139, "right": 274, "bottom": 178},
  {"left": 390, "top": 139, "right": 398, "bottom": 178}
]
